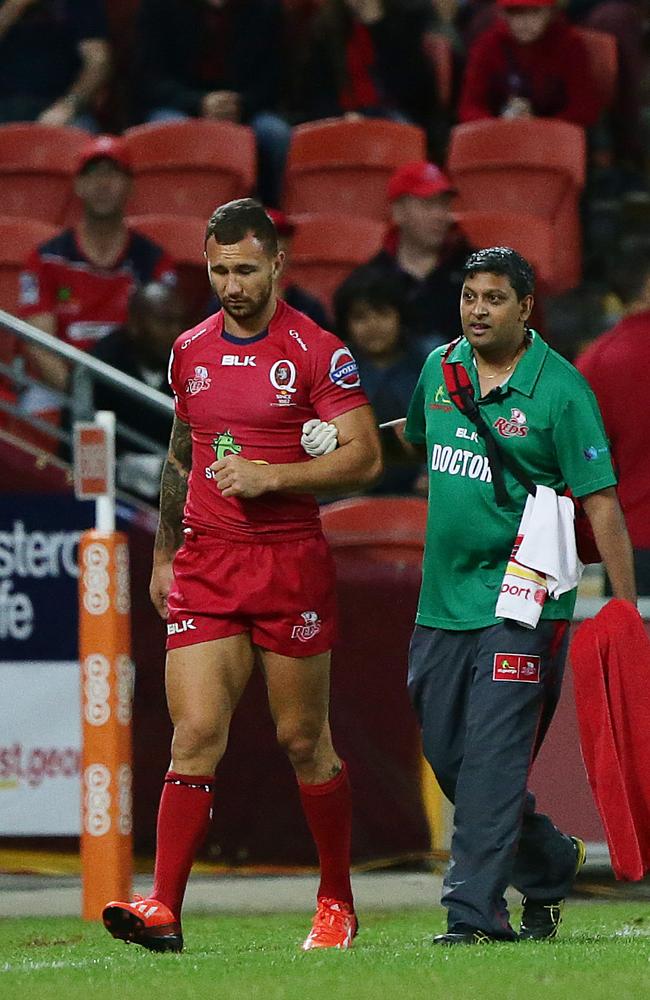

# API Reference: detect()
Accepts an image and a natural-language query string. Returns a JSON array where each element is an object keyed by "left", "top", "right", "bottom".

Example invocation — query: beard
[{"left": 220, "top": 277, "right": 273, "bottom": 323}]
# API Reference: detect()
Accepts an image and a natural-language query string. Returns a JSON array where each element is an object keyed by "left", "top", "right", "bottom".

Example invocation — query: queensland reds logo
[
  {"left": 185, "top": 364, "right": 212, "bottom": 396},
  {"left": 493, "top": 408, "right": 528, "bottom": 438},
  {"left": 329, "top": 348, "right": 361, "bottom": 389},
  {"left": 270, "top": 359, "right": 297, "bottom": 393},
  {"left": 291, "top": 610, "right": 322, "bottom": 642}
]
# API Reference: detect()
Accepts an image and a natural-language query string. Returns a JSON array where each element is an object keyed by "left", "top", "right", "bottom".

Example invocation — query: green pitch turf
[{"left": 1, "top": 903, "right": 649, "bottom": 1000}]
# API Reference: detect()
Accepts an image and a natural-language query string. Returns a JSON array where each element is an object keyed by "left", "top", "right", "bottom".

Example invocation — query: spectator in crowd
[
  {"left": 90, "top": 281, "right": 185, "bottom": 501},
  {"left": 18, "top": 135, "right": 177, "bottom": 415},
  {"left": 458, "top": 0, "right": 644, "bottom": 162},
  {"left": 576, "top": 243, "right": 650, "bottom": 593},
  {"left": 133, "top": 0, "right": 291, "bottom": 207},
  {"left": 344, "top": 161, "right": 472, "bottom": 350},
  {"left": 0, "top": 0, "right": 110, "bottom": 129},
  {"left": 301, "top": 0, "right": 438, "bottom": 134},
  {"left": 458, "top": 0, "right": 604, "bottom": 128},
  {"left": 334, "top": 266, "right": 426, "bottom": 494}
]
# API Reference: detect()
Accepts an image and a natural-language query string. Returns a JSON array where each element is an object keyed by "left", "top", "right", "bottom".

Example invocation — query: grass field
[{"left": 1, "top": 903, "right": 649, "bottom": 1000}]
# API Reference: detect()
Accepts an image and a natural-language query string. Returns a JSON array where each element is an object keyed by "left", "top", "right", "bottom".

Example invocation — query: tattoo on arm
[{"left": 155, "top": 416, "right": 192, "bottom": 556}]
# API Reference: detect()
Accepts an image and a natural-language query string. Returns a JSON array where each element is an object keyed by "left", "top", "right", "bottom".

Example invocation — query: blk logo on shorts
[
  {"left": 167, "top": 618, "right": 198, "bottom": 636},
  {"left": 493, "top": 653, "right": 541, "bottom": 683},
  {"left": 291, "top": 610, "right": 322, "bottom": 642}
]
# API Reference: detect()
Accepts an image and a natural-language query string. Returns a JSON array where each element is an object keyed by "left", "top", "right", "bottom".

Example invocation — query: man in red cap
[
  {"left": 341, "top": 161, "right": 473, "bottom": 351},
  {"left": 459, "top": 0, "right": 603, "bottom": 126},
  {"left": 18, "top": 135, "right": 177, "bottom": 416}
]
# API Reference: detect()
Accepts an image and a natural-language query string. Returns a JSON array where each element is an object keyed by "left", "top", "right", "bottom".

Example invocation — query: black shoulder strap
[{"left": 441, "top": 341, "right": 536, "bottom": 508}]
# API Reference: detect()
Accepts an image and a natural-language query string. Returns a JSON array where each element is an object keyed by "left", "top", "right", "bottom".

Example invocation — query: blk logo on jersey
[
  {"left": 291, "top": 610, "right": 322, "bottom": 642},
  {"left": 492, "top": 653, "right": 541, "bottom": 683},
  {"left": 185, "top": 364, "right": 211, "bottom": 396},
  {"left": 329, "top": 348, "right": 361, "bottom": 389},
  {"left": 222, "top": 354, "right": 256, "bottom": 366},
  {"left": 493, "top": 408, "right": 528, "bottom": 438}
]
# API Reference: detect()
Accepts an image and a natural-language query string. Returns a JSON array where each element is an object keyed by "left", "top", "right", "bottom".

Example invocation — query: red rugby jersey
[
  {"left": 168, "top": 299, "right": 369, "bottom": 539},
  {"left": 19, "top": 227, "right": 177, "bottom": 351}
]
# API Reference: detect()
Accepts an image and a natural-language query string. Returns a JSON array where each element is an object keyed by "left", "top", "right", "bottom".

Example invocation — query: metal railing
[{"left": 0, "top": 308, "right": 174, "bottom": 457}]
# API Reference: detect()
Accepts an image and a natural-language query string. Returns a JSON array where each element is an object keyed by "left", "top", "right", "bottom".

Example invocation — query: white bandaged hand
[{"left": 301, "top": 418, "right": 338, "bottom": 457}]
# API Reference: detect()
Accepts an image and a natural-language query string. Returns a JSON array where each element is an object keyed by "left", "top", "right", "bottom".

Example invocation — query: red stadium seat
[
  {"left": 453, "top": 210, "right": 556, "bottom": 293},
  {"left": 0, "top": 124, "right": 90, "bottom": 225},
  {"left": 0, "top": 216, "right": 59, "bottom": 319},
  {"left": 320, "top": 496, "right": 427, "bottom": 566},
  {"left": 127, "top": 214, "right": 210, "bottom": 324},
  {"left": 283, "top": 118, "right": 427, "bottom": 220},
  {"left": 123, "top": 120, "right": 257, "bottom": 218},
  {"left": 0, "top": 216, "right": 59, "bottom": 418},
  {"left": 287, "top": 213, "right": 386, "bottom": 310},
  {"left": 447, "top": 119, "right": 586, "bottom": 292}
]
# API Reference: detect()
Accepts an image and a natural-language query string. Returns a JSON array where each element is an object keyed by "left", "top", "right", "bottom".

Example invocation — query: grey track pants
[{"left": 408, "top": 619, "right": 578, "bottom": 937}]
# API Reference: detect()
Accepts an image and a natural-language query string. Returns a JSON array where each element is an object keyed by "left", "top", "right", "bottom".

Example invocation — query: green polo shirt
[{"left": 405, "top": 331, "right": 616, "bottom": 630}]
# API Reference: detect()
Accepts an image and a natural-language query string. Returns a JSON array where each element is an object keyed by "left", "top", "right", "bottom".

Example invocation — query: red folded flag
[{"left": 570, "top": 599, "right": 650, "bottom": 880}]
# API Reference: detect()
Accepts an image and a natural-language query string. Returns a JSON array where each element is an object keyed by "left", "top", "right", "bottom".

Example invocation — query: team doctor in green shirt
[{"left": 404, "top": 247, "right": 636, "bottom": 945}]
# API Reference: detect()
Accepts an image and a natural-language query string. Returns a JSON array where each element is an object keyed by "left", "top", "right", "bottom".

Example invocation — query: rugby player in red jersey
[{"left": 102, "top": 199, "right": 382, "bottom": 953}]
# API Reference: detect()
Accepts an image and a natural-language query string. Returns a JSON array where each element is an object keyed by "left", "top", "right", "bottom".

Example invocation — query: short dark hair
[
  {"left": 205, "top": 198, "right": 278, "bottom": 255},
  {"left": 463, "top": 246, "right": 535, "bottom": 300},
  {"left": 333, "top": 266, "right": 406, "bottom": 339}
]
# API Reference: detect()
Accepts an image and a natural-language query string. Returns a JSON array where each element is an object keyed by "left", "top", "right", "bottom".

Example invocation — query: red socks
[
  {"left": 152, "top": 771, "right": 214, "bottom": 919},
  {"left": 151, "top": 765, "right": 353, "bottom": 917},
  {"left": 299, "top": 762, "right": 354, "bottom": 908}
]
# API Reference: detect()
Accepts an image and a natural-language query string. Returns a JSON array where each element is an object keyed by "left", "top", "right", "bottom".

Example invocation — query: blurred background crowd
[{"left": 0, "top": 0, "right": 649, "bottom": 586}]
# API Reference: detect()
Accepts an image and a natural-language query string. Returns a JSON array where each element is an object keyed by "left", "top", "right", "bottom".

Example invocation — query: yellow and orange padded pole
[{"left": 79, "top": 528, "right": 134, "bottom": 920}]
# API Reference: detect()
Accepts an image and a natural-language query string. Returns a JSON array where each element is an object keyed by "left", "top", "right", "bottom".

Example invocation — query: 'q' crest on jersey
[{"left": 270, "top": 359, "right": 297, "bottom": 406}]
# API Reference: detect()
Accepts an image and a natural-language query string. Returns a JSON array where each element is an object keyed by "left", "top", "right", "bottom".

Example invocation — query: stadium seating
[
  {"left": 283, "top": 118, "right": 427, "bottom": 220},
  {"left": 320, "top": 496, "right": 427, "bottom": 566},
  {"left": 0, "top": 216, "right": 58, "bottom": 422},
  {"left": 287, "top": 212, "right": 386, "bottom": 309},
  {"left": 0, "top": 217, "right": 58, "bottom": 320},
  {"left": 126, "top": 214, "right": 209, "bottom": 322},
  {"left": 453, "top": 210, "right": 556, "bottom": 293},
  {"left": 447, "top": 119, "right": 586, "bottom": 292},
  {"left": 0, "top": 124, "right": 90, "bottom": 225},
  {"left": 123, "top": 120, "right": 257, "bottom": 218}
]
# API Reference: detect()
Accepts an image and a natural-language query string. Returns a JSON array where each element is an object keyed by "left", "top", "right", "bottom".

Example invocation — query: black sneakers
[
  {"left": 519, "top": 836, "right": 587, "bottom": 941},
  {"left": 433, "top": 925, "right": 516, "bottom": 945}
]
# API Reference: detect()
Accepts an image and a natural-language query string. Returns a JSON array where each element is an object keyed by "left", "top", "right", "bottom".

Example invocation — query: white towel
[{"left": 496, "top": 484, "right": 584, "bottom": 629}]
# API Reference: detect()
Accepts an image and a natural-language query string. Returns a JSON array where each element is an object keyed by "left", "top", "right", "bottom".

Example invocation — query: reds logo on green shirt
[{"left": 212, "top": 430, "right": 242, "bottom": 461}]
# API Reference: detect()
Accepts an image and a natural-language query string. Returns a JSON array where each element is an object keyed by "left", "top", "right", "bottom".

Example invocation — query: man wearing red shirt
[
  {"left": 576, "top": 247, "right": 650, "bottom": 593},
  {"left": 458, "top": 0, "right": 603, "bottom": 127},
  {"left": 18, "top": 135, "right": 176, "bottom": 414},
  {"left": 102, "top": 199, "right": 382, "bottom": 953}
]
